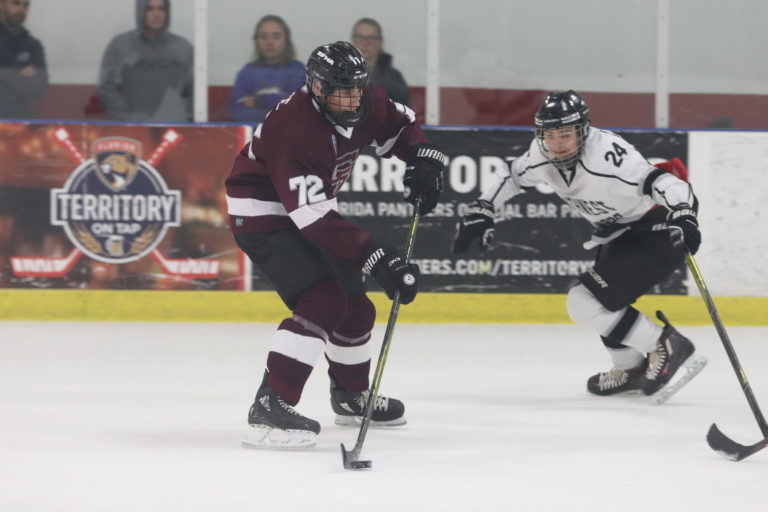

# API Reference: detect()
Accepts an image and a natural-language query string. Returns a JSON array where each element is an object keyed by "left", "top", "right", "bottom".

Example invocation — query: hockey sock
[
  {"left": 266, "top": 279, "right": 350, "bottom": 405},
  {"left": 325, "top": 295, "right": 376, "bottom": 392},
  {"left": 567, "top": 284, "right": 662, "bottom": 367}
]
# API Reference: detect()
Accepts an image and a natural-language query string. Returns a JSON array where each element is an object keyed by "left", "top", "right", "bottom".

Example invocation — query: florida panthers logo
[
  {"left": 51, "top": 136, "right": 181, "bottom": 264},
  {"left": 94, "top": 137, "right": 141, "bottom": 191}
]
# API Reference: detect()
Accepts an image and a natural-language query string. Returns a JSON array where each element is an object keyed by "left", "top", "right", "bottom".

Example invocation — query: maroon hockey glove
[
  {"left": 452, "top": 200, "right": 495, "bottom": 254},
  {"left": 363, "top": 247, "right": 419, "bottom": 304},
  {"left": 403, "top": 143, "right": 446, "bottom": 215}
]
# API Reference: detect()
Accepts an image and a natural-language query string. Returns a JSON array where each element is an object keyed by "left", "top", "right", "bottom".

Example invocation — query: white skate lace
[
  {"left": 645, "top": 341, "right": 668, "bottom": 381},
  {"left": 599, "top": 367, "right": 629, "bottom": 390},
  {"left": 277, "top": 398, "right": 302, "bottom": 416},
  {"left": 354, "top": 391, "right": 389, "bottom": 411}
]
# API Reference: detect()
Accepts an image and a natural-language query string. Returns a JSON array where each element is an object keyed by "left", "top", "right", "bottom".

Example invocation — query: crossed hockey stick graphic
[{"left": 10, "top": 127, "right": 220, "bottom": 280}]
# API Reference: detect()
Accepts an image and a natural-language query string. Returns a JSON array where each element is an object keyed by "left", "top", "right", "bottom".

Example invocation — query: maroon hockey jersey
[{"left": 225, "top": 85, "right": 426, "bottom": 269}]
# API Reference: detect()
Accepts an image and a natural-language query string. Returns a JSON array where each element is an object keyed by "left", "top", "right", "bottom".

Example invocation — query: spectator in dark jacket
[
  {"left": 0, "top": 0, "right": 48, "bottom": 118},
  {"left": 351, "top": 18, "right": 410, "bottom": 107}
]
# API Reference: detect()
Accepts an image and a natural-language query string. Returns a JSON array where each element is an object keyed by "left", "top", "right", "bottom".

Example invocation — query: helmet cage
[{"left": 534, "top": 90, "right": 590, "bottom": 170}]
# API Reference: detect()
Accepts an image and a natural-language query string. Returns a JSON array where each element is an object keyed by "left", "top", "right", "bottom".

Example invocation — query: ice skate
[
  {"left": 643, "top": 311, "right": 708, "bottom": 405},
  {"left": 242, "top": 372, "right": 320, "bottom": 450},
  {"left": 330, "top": 374, "right": 406, "bottom": 427},
  {"left": 587, "top": 362, "right": 647, "bottom": 396}
]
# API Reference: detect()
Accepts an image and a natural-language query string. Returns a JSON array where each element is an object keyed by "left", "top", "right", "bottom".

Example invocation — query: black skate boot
[
  {"left": 642, "top": 311, "right": 708, "bottom": 404},
  {"left": 329, "top": 374, "right": 406, "bottom": 427},
  {"left": 242, "top": 371, "right": 321, "bottom": 449},
  {"left": 587, "top": 361, "right": 647, "bottom": 396}
]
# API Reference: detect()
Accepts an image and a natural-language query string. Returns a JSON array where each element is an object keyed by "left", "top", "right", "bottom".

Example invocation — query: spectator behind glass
[
  {"left": 98, "top": 0, "right": 193, "bottom": 122},
  {"left": 228, "top": 15, "right": 305, "bottom": 123},
  {"left": 0, "top": 0, "right": 48, "bottom": 118},
  {"left": 351, "top": 18, "right": 410, "bottom": 107}
]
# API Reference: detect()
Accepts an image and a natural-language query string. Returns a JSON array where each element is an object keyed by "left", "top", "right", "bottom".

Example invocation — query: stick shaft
[
  {"left": 685, "top": 253, "right": 768, "bottom": 435},
  {"left": 349, "top": 203, "right": 421, "bottom": 456}
]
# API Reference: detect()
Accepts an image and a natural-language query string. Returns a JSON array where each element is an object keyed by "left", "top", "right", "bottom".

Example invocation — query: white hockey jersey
[{"left": 479, "top": 128, "right": 695, "bottom": 249}]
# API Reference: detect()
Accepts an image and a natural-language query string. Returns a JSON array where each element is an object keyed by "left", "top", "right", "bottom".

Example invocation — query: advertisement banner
[
  {"left": 0, "top": 123, "right": 248, "bottom": 290},
  {"left": 1, "top": 123, "right": 687, "bottom": 295}
]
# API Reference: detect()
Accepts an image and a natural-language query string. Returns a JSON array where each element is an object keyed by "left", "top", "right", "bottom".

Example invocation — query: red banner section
[{"left": 0, "top": 122, "right": 249, "bottom": 290}]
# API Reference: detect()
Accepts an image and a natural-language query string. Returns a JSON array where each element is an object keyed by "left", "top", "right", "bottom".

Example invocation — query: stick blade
[
  {"left": 340, "top": 443, "right": 372, "bottom": 470},
  {"left": 707, "top": 423, "right": 768, "bottom": 461}
]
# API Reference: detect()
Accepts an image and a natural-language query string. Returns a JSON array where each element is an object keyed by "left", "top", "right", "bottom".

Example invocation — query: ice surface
[{"left": 1, "top": 321, "right": 766, "bottom": 511}]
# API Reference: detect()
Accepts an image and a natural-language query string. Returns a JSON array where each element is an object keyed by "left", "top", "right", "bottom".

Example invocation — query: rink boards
[
  {"left": 0, "top": 123, "right": 766, "bottom": 323},
  {"left": 1, "top": 289, "right": 765, "bottom": 325}
]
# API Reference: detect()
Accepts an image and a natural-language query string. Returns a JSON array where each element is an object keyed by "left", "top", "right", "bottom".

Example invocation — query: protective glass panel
[
  {"left": 207, "top": 0, "right": 427, "bottom": 123},
  {"left": 438, "top": 0, "right": 657, "bottom": 128},
  {"left": 11, "top": 0, "right": 194, "bottom": 122},
  {"left": 668, "top": 0, "right": 768, "bottom": 129}
]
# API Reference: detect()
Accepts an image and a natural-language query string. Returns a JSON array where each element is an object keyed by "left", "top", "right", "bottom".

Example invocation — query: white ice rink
[{"left": 1, "top": 321, "right": 767, "bottom": 512}]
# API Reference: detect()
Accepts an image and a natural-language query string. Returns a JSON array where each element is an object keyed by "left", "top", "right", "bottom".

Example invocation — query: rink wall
[
  {"left": 0, "top": 121, "right": 766, "bottom": 324},
  {"left": 0, "top": 289, "right": 765, "bottom": 326}
]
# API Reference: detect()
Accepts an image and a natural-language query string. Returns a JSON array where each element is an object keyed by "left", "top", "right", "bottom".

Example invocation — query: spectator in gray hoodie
[
  {"left": 98, "top": 0, "right": 193, "bottom": 122},
  {"left": 0, "top": 0, "right": 48, "bottom": 118}
]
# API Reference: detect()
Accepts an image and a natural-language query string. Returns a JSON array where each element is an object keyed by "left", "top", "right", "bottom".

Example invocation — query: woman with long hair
[{"left": 229, "top": 15, "right": 305, "bottom": 122}]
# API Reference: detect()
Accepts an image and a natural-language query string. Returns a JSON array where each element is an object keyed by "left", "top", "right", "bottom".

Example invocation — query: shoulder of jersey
[
  {"left": 259, "top": 87, "right": 314, "bottom": 134},
  {"left": 370, "top": 85, "right": 399, "bottom": 110},
  {"left": 589, "top": 127, "right": 624, "bottom": 147},
  {"left": 366, "top": 84, "right": 383, "bottom": 100}
]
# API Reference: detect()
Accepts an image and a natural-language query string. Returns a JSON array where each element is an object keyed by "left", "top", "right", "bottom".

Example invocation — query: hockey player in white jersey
[{"left": 453, "top": 90, "right": 706, "bottom": 404}]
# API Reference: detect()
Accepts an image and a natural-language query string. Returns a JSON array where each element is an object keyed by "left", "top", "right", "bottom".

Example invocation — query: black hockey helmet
[
  {"left": 534, "top": 90, "right": 591, "bottom": 169},
  {"left": 306, "top": 41, "right": 371, "bottom": 127}
]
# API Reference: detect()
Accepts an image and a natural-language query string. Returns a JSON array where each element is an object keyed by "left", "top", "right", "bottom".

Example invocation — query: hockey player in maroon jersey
[
  {"left": 226, "top": 41, "right": 446, "bottom": 448},
  {"left": 453, "top": 90, "right": 707, "bottom": 405}
]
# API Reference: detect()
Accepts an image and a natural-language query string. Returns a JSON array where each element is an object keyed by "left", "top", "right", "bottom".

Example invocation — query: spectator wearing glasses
[
  {"left": 228, "top": 15, "right": 305, "bottom": 123},
  {"left": 350, "top": 17, "right": 410, "bottom": 107}
]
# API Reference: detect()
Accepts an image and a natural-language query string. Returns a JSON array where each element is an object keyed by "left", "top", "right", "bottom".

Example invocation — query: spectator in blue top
[{"left": 228, "top": 15, "right": 305, "bottom": 123}]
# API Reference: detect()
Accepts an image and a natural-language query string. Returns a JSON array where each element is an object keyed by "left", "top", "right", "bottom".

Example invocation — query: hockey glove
[
  {"left": 363, "top": 247, "right": 420, "bottom": 304},
  {"left": 452, "top": 199, "right": 495, "bottom": 254},
  {"left": 403, "top": 143, "right": 446, "bottom": 215},
  {"left": 667, "top": 205, "right": 701, "bottom": 254}
]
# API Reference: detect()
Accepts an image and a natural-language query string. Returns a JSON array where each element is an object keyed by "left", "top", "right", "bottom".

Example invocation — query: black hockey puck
[{"left": 349, "top": 460, "right": 372, "bottom": 470}]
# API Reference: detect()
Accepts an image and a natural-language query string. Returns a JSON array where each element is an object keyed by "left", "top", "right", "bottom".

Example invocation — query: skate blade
[
  {"left": 242, "top": 424, "right": 317, "bottom": 450},
  {"left": 649, "top": 352, "right": 708, "bottom": 405},
  {"left": 588, "top": 388, "right": 644, "bottom": 397},
  {"left": 334, "top": 414, "right": 407, "bottom": 428}
]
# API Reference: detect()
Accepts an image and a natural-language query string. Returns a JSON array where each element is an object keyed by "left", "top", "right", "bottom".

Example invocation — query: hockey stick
[
  {"left": 684, "top": 253, "right": 768, "bottom": 461},
  {"left": 341, "top": 199, "right": 421, "bottom": 470}
]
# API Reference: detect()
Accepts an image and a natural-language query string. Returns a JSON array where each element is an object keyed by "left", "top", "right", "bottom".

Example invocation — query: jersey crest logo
[
  {"left": 51, "top": 136, "right": 181, "bottom": 264},
  {"left": 331, "top": 149, "right": 359, "bottom": 195}
]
